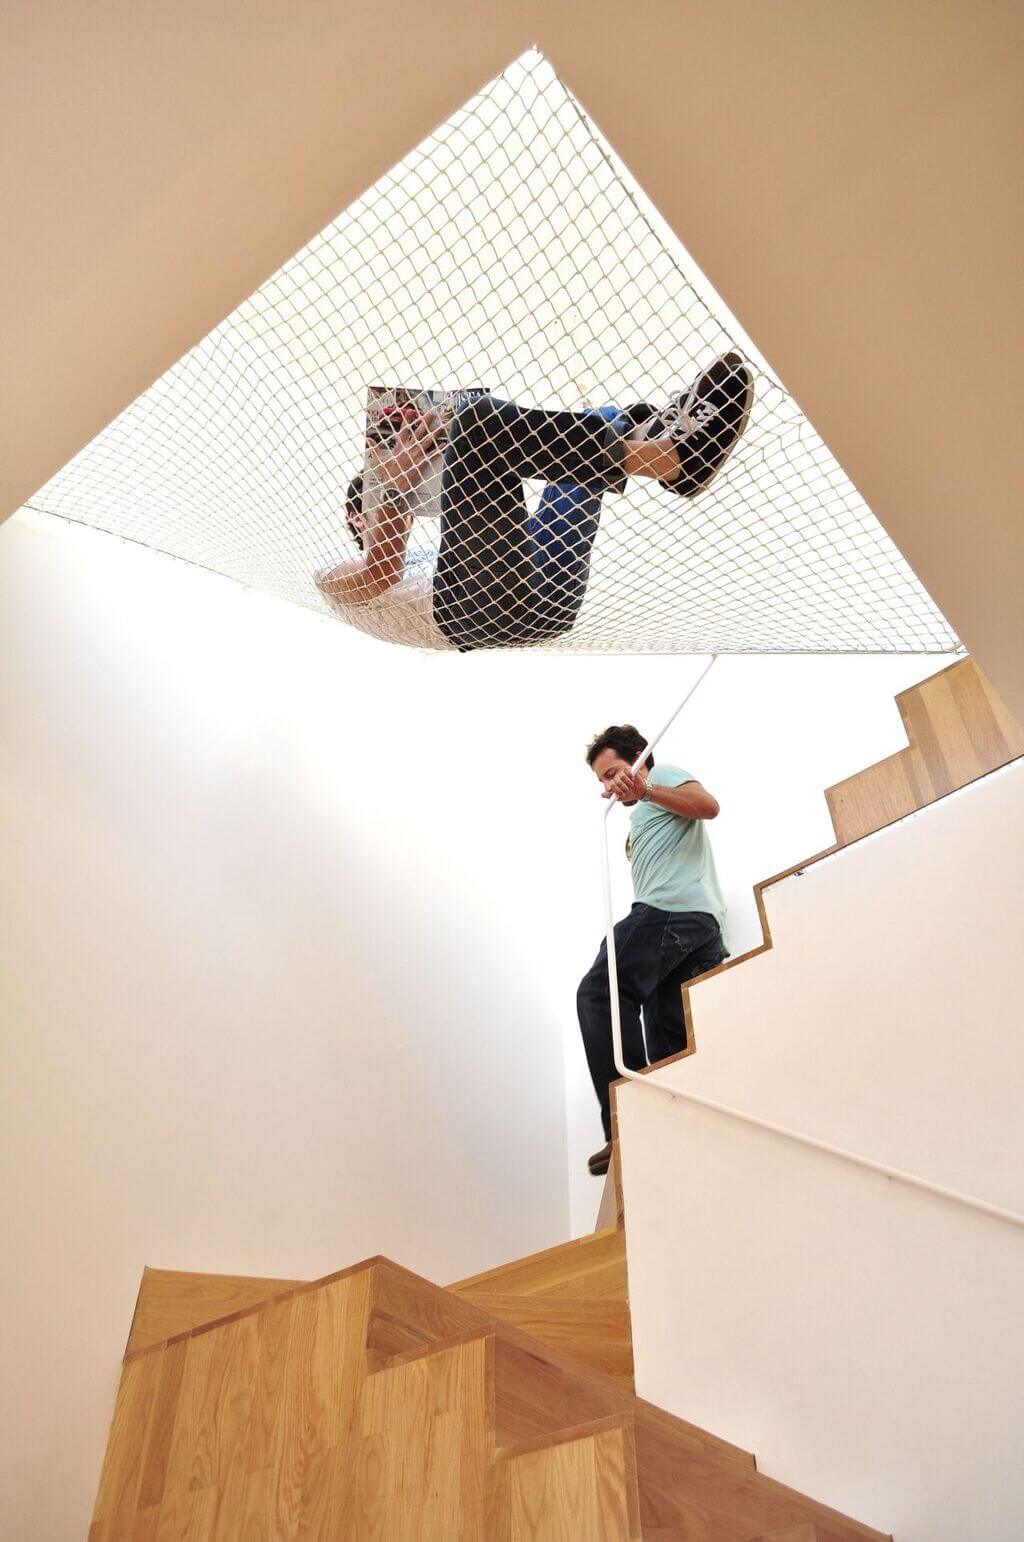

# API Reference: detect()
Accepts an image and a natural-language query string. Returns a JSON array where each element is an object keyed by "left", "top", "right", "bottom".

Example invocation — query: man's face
[{"left": 591, "top": 747, "right": 648, "bottom": 804}]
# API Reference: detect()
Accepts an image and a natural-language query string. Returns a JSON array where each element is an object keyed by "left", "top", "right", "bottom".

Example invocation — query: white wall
[
  {"left": 617, "top": 761, "right": 1024, "bottom": 1538},
  {"left": 0, "top": 512, "right": 575, "bottom": 1540},
  {"left": 0, "top": 510, "right": 943, "bottom": 1537}
]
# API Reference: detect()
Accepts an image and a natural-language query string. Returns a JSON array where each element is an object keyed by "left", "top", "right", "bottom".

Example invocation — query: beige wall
[{"left": 3, "top": 1, "right": 1021, "bottom": 715}]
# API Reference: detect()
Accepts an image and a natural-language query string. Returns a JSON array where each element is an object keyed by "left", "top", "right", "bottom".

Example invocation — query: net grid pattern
[{"left": 27, "top": 51, "right": 959, "bottom": 658}]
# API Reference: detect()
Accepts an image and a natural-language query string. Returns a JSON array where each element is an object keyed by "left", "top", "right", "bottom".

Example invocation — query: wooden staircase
[
  {"left": 93, "top": 658, "right": 1024, "bottom": 1539},
  {"left": 125, "top": 1226, "right": 633, "bottom": 1388},
  {"left": 92, "top": 1254, "right": 888, "bottom": 1539}
]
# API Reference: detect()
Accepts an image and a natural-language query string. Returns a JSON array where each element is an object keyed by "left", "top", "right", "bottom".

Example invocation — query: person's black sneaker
[
  {"left": 588, "top": 1140, "right": 612, "bottom": 1176},
  {"left": 661, "top": 351, "right": 754, "bottom": 498}
]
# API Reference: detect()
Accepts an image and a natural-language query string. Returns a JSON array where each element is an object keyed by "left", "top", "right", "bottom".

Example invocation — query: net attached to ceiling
[{"left": 26, "top": 50, "right": 959, "bottom": 658}]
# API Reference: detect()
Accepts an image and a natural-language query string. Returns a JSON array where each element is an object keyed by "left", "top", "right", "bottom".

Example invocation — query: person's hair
[
  {"left": 345, "top": 475, "right": 364, "bottom": 550},
  {"left": 585, "top": 724, "right": 654, "bottom": 771}
]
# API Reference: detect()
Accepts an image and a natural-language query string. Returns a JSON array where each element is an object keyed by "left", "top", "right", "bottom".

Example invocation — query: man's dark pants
[
  {"left": 577, "top": 906, "right": 726, "bottom": 1141},
  {"left": 433, "top": 395, "right": 630, "bottom": 649}
]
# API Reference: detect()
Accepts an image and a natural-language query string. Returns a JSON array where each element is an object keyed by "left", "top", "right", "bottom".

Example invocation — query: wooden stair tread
[
  {"left": 453, "top": 1293, "right": 633, "bottom": 1381},
  {"left": 124, "top": 1264, "right": 302, "bottom": 1356},
  {"left": 451, "top": 1225, "right": 634, "bottom": 1385},
  {"left": 452, "top": 1224, "right": 627, "bottom": 1299},
  {"left": 454, "top": 1291, "right": 629, "bottom": 1324}
]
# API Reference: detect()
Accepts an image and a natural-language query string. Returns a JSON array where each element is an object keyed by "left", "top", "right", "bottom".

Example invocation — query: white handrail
[
  {"left": 600, "top": 659, "right": 1024, "bottom": 1233},
  {"left": 631, "top": 1080, "right": 1024, "bottom": 1228}
]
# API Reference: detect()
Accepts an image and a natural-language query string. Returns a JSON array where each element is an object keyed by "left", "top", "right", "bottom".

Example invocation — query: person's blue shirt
[{"left": 628, "top": 764, "right": 729, "bottom": 945}]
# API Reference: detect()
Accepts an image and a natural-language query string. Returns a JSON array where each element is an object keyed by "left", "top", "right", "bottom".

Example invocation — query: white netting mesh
[{"left": 26, "top": 50, "right": 958, "bottom": 657}]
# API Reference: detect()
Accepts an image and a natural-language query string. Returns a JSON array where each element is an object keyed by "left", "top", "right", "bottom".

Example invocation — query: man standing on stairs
[{"left": 577, "top": 725, "right": 728, "bottom": 1175}]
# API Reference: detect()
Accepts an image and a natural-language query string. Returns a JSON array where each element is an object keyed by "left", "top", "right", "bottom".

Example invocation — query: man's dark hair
[
  {"left": 585, "top": 724, "right": 654, "bottom": 771},
  {"left": 345, "top": 475, "right": 364, "bottom": 550}
]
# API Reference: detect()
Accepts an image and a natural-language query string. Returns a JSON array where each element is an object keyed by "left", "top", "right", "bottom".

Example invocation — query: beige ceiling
[{"left": 3, "top": 1, "right": 1021, "bottom": 713}]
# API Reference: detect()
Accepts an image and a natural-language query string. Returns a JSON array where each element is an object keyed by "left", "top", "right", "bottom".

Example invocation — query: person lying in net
[{"left": 316, "top": 354, "right": 753, "bottom": 651}]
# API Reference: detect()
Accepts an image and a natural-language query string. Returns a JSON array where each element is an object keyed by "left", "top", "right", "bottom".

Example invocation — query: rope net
[{"left": 27, "top": 50, "right": 958, "bottom": 657}]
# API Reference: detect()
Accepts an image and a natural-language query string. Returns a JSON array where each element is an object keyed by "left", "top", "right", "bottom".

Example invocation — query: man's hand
[
  {"left": 603, "top": 767, "right": 647, "bottom": 804},
  {"left": 370, "top": 410, "right": 448, "bottom": 494}
]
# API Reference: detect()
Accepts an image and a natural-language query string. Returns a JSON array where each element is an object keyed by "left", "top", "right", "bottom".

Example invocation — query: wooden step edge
[
  {"left": 363, "top": 1321, "right": 498, "bottom": 1376},
  {"left": 639, "top": 1407, "right": 889, "bottom": 1542},
  {"left": 493, "top": 1410, "right": 635, "bottom": 1463},
  {"left": 749, "top": 1523, "right": 894, "bottom": 1535},
  {"left": 123, "top": 1269, "right": 150, "bottom": 1362},
  {"left": 459, "top": 1294, "right": 635, "bottom": 1388},
  {"left": 456, "top": 1274, "right": 630, "bottom": 1309},
  {"left": 629, "top": 1396, "right": 754, "bottom": 1470},
  {"left": 634, "top": 1415, "right": 888, "bottom": 1542},
  {"left": 722, "top": 1464, "right": 893, "bottom": 1542},
  {"left": 453, "top": 1291, "right": 631, "bottom": 1325},
  {"left": 449, "top": 1225, "right": 624, "bottom": 1294},
  {"left": 747, "top": 1529, "right": 821, "bottom": 1542},
  {"left": 749, "top": 1528, "right": 892, "bottom": 1542},
  {"left": 121, "top": 1255, "right": 386, "bottom": 1362},
  {"left": 451, "top": 1294, "right": 634, "bottom": 1368},
  {"left": 124, "top": 1265, "right": 305, "bottom": 1357}
]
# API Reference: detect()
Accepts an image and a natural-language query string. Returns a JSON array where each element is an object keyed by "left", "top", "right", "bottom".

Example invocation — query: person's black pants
[
  {"left": 577, "top": 906, "right": 727, "bottom": 1141},
  {"left": 433, "top": 396, "right": 629, "bottom": 650}
]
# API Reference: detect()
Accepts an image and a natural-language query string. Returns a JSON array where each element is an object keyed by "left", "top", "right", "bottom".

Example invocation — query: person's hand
[
  {"left": 603, "top": 768, "right": 648, "bottom": 804},
  {"left": 371, "top": 410, "right": 448, "bottom": 495}
]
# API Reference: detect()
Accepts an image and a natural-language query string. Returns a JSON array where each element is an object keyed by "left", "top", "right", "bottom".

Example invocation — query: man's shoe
[
  {"left": 662, "top": 351, "right": 754, "bottom": 498},
  {"left": 588, "top": 1140, "right": 612, "bottom": 1176}
]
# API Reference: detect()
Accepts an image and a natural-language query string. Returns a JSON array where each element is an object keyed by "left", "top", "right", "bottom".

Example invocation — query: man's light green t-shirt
[{"left": 628, "top": 765, "right": 728, "bottom": 941}]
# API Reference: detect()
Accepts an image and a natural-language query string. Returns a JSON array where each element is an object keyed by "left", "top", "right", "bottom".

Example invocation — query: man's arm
[
  {"left": 646, "top": 779, "right": 720, "bottom": 820},
  {"left": 316, "top": 412, "right": 446, "bottom": 604},
  {"left": 316, "top": 498, "right": 411, "bottom": 603},
  {"left": 606, "top": 767, "right": 720, "bottom": 819}
]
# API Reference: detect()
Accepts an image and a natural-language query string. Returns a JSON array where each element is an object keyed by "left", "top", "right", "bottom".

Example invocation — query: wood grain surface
[
  {"left": 92, "top": 1254, "right": 889, "bottom": 1539},
  {"left": 125, "top": 1266, "right": 302, "bottom": 1357},
  {"left": 453, "top": 1226, "right": 633, "bottom": 1387},
  {"left": 825, "top": 658, "right": 1023, "bottom": 846}
]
